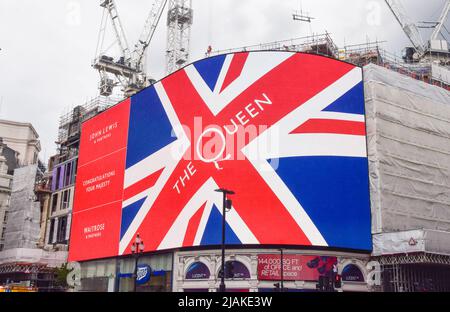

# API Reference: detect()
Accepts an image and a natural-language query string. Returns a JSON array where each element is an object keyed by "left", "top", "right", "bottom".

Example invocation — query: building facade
[
  {"left": 173, "top": 249, "right": 369, "bottom": 292},
  {"left": 0, "top": 119, "right": 41, "bottom": 166},
  {"left": 0, "top": 120, "right": 67, "bottom": 290},
  {"left": 0, "top": 140, "right": 18, "bottom": 251},
  {"left": 0, "top": 120, "right": 40, "bottom": 252}
]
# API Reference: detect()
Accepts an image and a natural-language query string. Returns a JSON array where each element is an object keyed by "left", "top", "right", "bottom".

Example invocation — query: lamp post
[
  {"left": 280, "top": 248, "right": 284, "bottom": 292},
  {"left": 215, "top": 188, "right": 235, "bottom": 293},
  {"left": 131, "top": 233, "right": 145, "bottom": 292}
]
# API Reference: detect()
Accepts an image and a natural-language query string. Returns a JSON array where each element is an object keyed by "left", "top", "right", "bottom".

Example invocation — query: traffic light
[
  {"left": 316, "top": 276, "right": 325, "bottom": 291},
  {"left": 273, "top": 282, "right": 280, "bottom": 291},
  {"left": 316, "top": 276, "right": 332, "bottom": 291},
  {"left": 334, "top": 274, "right": 342, "bottom": 289}
]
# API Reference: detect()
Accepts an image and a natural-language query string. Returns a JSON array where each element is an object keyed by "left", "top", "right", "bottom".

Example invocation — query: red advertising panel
[
  {"left": 68, "top": 202, "right": 123, "bottom": 261},
  {"left": 68, "top": 99, "right": 130, "bottom": 262},
  {"left": 73, "top": 150, "right": 127, "bottom": 213},
  {"left": 257, "top": 254, "right": 337, "bottom": 281},
  {"left": 77, "top": 99, "right": 131, "bottom": 167}
]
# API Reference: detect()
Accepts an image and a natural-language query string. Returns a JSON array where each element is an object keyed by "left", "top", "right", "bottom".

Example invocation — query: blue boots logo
[{"left": 136, "top": 264, "right": 152, "bottom": 285}]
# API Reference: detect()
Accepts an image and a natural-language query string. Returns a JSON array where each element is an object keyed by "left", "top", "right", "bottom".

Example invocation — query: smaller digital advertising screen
[
  {"left": 257, "top": 254, "right": 337, "bottom": 281},
  {"left": 69, "top": 51, "right": 371, "bottom": 262}
]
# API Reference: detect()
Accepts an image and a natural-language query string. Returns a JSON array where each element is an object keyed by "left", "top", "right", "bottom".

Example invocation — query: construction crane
[
  {"left": 166, "top": 0, "right": 193, "bottom": 74},
  {"left": 133, "top": 0, "right": 168, "bottom": 72},
  {"left": 384, "top": 0, "right": 427, "bottom": 61},
  {"left": 385, "top": 0, "right": 450, "bottom": 62},
  {"left": 93, "top": 0, "right": 168, "bottom": 97}
]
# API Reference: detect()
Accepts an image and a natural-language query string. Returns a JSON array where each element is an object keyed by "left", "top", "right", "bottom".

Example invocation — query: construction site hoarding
[
  {"left": 69, "top": 52, "right": 371, "bottom": 262},
  {"left": 364, "top": 63, "right": 450, "bottom": 240}
]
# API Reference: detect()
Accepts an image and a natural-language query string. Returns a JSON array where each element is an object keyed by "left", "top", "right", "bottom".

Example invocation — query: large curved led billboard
[{"left": 68, "top": 51, "right": 371, "bottom": 262}]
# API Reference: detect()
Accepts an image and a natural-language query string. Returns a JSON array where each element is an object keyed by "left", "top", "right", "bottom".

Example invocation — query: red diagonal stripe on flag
[
  {"left": 291, "top": 119, "right": 366, "bottom": 136},
  {"left": 123, "top": 168, "right": 164, "bottom": 201},
  {"left": 183, "top": 202, "right": 207, "bottom": 247},
  {"left": 220, "top": 52, "right": 249, "bottom": 93},
  {"left": 214, "top": 159, "right": 312, "bottom": 245}
]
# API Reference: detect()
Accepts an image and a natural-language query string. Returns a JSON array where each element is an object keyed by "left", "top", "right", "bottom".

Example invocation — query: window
[
  {"left": 64, "top": 162, "right": 72, "bottom": 187},
  {"left": 55, "top": 167, "right": 61, "bottom": 190},
  {"left": 185, "top": 262, "right": 210, "bottom": 280},
  {"left": 51, "top": 193, "right": 58, "bottom": 212},
  {"left": 48, "top": 219, "right": 55, "bottom": 244},
  {"left": 1, "top": 227, "right": 6, "bottom": 240},
  {"left": 342, "top": 264, "right": 365, "bottom": 283},
  {"left": 72, "top": 159, "right": 78, "bottom": 184},
  {"left": 57, "top": 216, "right": 67, "bottom": 243},
  {"left": 3, "top": 211, "right": 8, "bottom": 223},
  {"left": 221, "top": 261, "right": 250, "bottom": 279},
  {"left": 60, "top": 189, "right": 71, "bottom": 210}
]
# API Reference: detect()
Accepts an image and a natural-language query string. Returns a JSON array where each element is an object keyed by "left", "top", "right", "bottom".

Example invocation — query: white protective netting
[
  {"left": 364, "top": 64, "right": 450, "bottom": 240},
  {"left": 2, "top": 165, "right": 41, "bottom": 250}
]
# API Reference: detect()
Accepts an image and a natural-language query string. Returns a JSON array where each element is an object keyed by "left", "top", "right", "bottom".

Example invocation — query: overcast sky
[{"left": 0, "top": 0, "right": 448, "bottom": 160}]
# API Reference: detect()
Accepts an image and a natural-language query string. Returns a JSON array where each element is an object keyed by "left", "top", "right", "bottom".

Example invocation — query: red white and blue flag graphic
[{"left": 69, "top": 52, "right": 371, "bottom": 262}]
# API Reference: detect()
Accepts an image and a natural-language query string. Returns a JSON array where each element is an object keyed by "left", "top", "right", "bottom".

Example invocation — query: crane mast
[
  {"left": 166, "top": 0, "right": 193, "bottom": 74},
  {"left": 133, "top": 0, "right": 168, "bottom": 71}
]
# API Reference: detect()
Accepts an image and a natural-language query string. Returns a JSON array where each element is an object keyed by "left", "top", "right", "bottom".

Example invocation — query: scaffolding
[
  {"left": 374, "top": 254, "right": 450, "bottom": 292},
  {"left": 212, "top": 33, "right": 339, "bottom": 58},
  {"left": 211, "top": 33, "right": 449, "bottom": 92},
  {"left": 54, "top": 96, "right": 121, "bottom": 167},
  {"left": 57, "top": 96, "right": 121, "bottom": 147}
]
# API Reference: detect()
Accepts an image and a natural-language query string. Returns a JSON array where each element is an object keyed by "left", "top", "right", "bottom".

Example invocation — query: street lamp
[
  {"left": 131, "top": 233, "right": 145, "bottom": 292},
  {"left": 280, "top": 248, "right": 284, "bottom": 292},
  {"left": 215, "top": 188, "right": 235, "bottom": 293}
]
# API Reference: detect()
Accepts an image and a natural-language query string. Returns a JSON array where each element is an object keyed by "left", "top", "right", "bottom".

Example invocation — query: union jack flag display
[{"left": 69, "top": 52, "right": 371, "bottom": 262}]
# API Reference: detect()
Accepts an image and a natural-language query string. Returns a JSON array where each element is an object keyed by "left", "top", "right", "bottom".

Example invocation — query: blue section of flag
[
  {"left": 200, "top": 205, "right": 241, "bottom": 245},
  {"left": 126, "top": 86, "right": 176, "bottom": 169},
  {"left": 323, "top": 82, "right": 365, "bottom": 115},
  {"left": 193, "top": 54, "right": 226, "bottom": 91},
  {"left": 120, "top": 197, "right": 147, "bottom": 239},
  {"left": 272, "top": 156, "right": 372, "bottom": 251}
]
